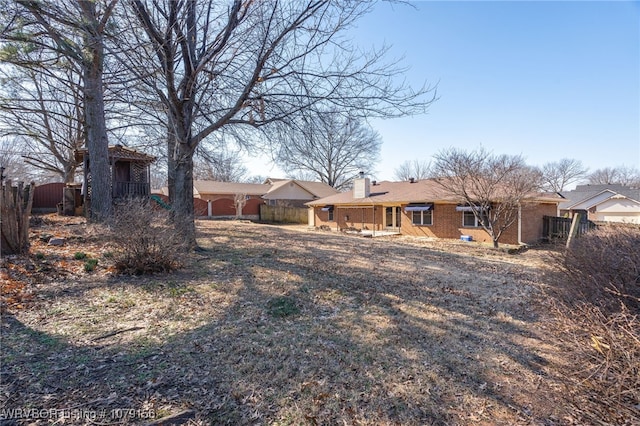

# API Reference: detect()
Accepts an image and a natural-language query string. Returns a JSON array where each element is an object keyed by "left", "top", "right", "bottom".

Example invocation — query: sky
[{"left": 245, "top": 0, "right": 640, "bottom": 183}]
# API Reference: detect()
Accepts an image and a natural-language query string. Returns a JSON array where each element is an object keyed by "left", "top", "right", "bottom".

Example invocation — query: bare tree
[
  {"left": 540, "top": 158, "right": 588, "bottom": 192},
  {"left": 393, "top": 159, "right": 431, "bottom": 181},
  {"left": 430, "top": 147, "right": 543, "bottom": 248},
  {"left": 276, "top": 111, "right": 381, "bottom": 190},
  {"left": 1, "top": 0, "right": 118, "bottom": 220},
  {"left": 0, "top": 55, "right": 84, "bottom": 183},
  {"left": 234, "top": 193, "right": 247, "bottom": 219},
  {"left": 0, "top": 139, "right": 30, "bottom": 183},
  {"left": 115, "top": 0, "right": 435, "bottom": 247},
  {"left": 588, "top": 166, "right": 640, "bottom": 187},
  {"left": 194, "top": 147, "right": 249, "bottom": 182}
]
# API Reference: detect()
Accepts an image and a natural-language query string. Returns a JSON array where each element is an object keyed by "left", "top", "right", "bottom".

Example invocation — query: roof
[
  {"left": 193, "top": 181, "right": 271, "bottom": 196},
  {"left": 559, "top": 184, "right": 640, "bottom": 210},
  {"left": 307, "top": 178, "right": 563, "bottom": 206},
  {"left": 194, "top": 178, "right": 339, "bottom": 199},
  {"left": 75, "top": 145, "right": 156, "bottom": 163},
  {"left": 264, "top": 179, "right": 339, "bottom": 199}
]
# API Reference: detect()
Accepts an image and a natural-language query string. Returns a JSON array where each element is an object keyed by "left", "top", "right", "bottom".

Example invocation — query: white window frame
[
  {"left": 412, "top": 210, "right": 432, "bottom": 226},
  {"left": 462, "top": 210, "right": 482, "bottom": 227},
  {"left": 458, "top": 204, "right": 490, "bottom": 228}
]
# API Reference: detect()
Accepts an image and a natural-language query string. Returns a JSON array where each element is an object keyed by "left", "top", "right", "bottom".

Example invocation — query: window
[
  {"left": 457, "top": 205, "right": 489, "bottom": 228},
  {"left": 462, "top": 210, "right": 479, "bottom": 227},
  {"left": 462, "top": 210, "right": 490, "bottom": 227},
  {"left": 405, "top": 203, "right": 433, "bottom": 226},
  {"left": 412, "top": 210, "right": 432, "bottom": 225},
  {"left": 321, "top": 205, "right": 334, "bottom": 221}
]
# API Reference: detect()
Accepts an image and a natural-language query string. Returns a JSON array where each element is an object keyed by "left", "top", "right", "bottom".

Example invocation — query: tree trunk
[
  {"left": 82, "top": 19, "right": 112, "bottom": 222},
  {"left": 171, "top": 142, "right": 197, "bottom": 249},
  {"left": 1, "top": 180, "right": 35, "bottom": 255}
]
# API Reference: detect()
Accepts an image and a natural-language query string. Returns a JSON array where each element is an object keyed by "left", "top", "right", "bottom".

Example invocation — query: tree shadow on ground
[{"left": 1, "top": 222, "right": 566, "bottom": 425}]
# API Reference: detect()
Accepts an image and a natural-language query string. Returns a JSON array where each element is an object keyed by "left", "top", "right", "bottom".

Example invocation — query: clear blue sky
[{"left": 248, "top": 1, "right": 640, "bottom": 182}]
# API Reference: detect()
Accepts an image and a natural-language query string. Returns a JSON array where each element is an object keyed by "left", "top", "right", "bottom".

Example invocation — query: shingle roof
[
  {"left": 263, "top": 178, "right": 339, "bottom": 197},
  {"left": 559, "top": 184, "right": 640, "bottom": 209},
  {"left": 75, "top": 145, "right": 156, "bottom": 163},
  {"left": 193, "top": 178, "right": 338, "bottom": 198},
  {"left": 193, "top": 181, "right": 271, "bottom": 196},
  {"left": 308, "top": 179, "right": 562, "bottom": 206},
  {"left": 193, "top": 178, "right": 339, "bottom": 199}
]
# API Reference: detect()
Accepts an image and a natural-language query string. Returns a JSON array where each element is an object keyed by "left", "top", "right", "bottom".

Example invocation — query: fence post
[
  {"left": 566, "top": 213, "right": 581, "bottom": 249},
  {"left": 1, "top": 180, "right": 35, "bottom": 255}
]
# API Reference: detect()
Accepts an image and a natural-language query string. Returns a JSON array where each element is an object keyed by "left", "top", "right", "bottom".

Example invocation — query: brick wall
[
  {"left": 314, "top": 206, "right": 384, "bottom": 231},
  {"left": 399, "top": 204, "right": 502, "bottom": 243},
  {"left": 207, "top": 195, "right": 262, "bottom": 216},
  {"left": 313, "top": 202, "right": 555, "bottom": 245},
  {"left": 520, "top": 202, "right": 557, "bottom": 243}
]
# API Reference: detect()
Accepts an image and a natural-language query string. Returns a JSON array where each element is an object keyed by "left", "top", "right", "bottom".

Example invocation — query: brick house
[
  {"left": 307, "top": 176, "right": 561, "bottom": 245},
  {"left": 153, "top": 179, "right": 339, "bottom": 219}
]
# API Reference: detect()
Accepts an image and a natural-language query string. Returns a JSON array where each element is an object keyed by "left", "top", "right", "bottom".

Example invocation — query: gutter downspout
[{"left": 518, "top": 203, "right": 523, "bottom": 245}]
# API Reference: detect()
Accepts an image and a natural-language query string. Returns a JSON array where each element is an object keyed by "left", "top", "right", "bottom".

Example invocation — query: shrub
[
  {"left": 557, "top": 224, "right": 639, "bottom": 313},
  {"left": 109, "top": 198, "right": 187, "bottom": 275},
  {"left": 74, "top": 252, "right": 87, "bottom": 260},
  {"left": 84, "top": 258, "right": 98, "bottom": 272},
  {"left": 548, "top": 224, "right": 640, "bottom": 424}
]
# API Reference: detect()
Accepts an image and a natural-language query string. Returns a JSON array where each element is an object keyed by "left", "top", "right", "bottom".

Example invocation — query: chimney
[
  {"left": 409, "top": 177, "right": 415, "bottom": 183},
  {"left": 354, "top": 174, "right": 370, "bottom": 198}
]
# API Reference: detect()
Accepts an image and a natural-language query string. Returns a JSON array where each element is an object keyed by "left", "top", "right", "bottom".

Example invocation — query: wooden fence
[
  {"left": 32, "top": 182, "right": 65, "bottom": 213},
  {"left": 260, "top": 205, "right": 308, "bottom": 224},
  {"left": 543, "top": 215, "right": 597, "bottom": 241}
]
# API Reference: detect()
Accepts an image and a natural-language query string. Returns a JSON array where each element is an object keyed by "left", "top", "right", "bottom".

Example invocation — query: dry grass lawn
[{"left": 1, "top": 217, "right": 578, "bottom": 425}]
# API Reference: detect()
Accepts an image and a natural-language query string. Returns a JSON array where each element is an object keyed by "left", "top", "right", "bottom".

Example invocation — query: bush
[
  {"left": 549, "top": 224, "right": 640, "bottom": 424},
  {"left": 74, "top": 252, "right": 87, "bottom": 260},
  {"left": 109, "top": 198, "right": 187, "bottom": 275},
  {"left": 557, "top": 224, "right": 640, "bottom": 313},
  {"left": 84, "top": 258, "right": 98, "bottom": 272}
]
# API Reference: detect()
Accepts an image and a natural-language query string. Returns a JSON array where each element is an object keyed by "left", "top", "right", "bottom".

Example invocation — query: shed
[{"left": 75, "top": 145, "right": 156, "bottom": 216}]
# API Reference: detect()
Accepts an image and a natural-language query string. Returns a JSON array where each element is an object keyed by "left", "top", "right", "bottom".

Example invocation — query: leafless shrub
[
  {"left": 553, "top": 304, "right": 640, "bottom": 424},
  {"left": 556, "top": 224, "right": 640, "bottom": 313},
  {"left": 109, "top": 198, "right": 187, "bottom": 275},
  {"left": 548, "top": 224, "right": 640, "bottom": 424}
]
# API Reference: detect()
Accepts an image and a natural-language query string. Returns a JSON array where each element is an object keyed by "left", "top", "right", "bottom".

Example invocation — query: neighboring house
[
  {"left": 153, "top": 178, "right": 339, "bottom": 219},
  {"left": 559, "top": 184, "right": 640, "bottom": 224},
  {"left": 193, "top": 181, "right": 271, "bottom": 219},
  {"left": 307, "top": 176, "right": 561, "bottom": 245},
  {"left": 262, "top": 178, "right": 340, "bottom": 207}
]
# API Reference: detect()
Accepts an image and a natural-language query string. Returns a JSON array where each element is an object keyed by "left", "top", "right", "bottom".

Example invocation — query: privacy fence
[
  {"left": 543, "top": 215, "right": 597, "bottom": 241},
  {"left": 260, "top": 205, "right": 308, "bottom": 224}
]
